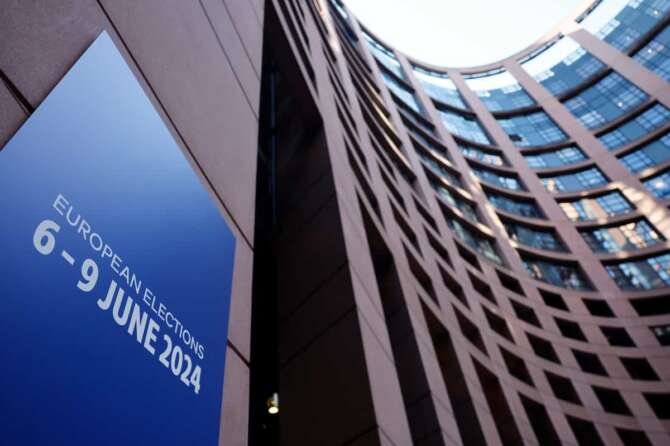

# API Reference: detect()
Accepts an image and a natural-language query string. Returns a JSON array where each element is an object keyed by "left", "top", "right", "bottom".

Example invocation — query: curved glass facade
[{"left": 321, "top": 1, "right": 670, "bottom": 444}]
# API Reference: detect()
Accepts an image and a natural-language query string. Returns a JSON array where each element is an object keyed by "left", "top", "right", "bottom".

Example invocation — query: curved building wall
[{"left": 300, "top": 0, "right": 670, "bottom": 444}]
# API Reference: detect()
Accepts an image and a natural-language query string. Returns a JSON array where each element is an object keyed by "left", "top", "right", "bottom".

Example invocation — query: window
[
  {"left": 446, "top": 217, "right": 503, "bottom": 264},
  {"left": 598, "top": 103, "right": 670, "bottom": 150},
  {"left": 545, "top": 371, "right": 581, "bottom": 403},
  {"left": 513, "top": 301, "right": 541, "bottom": 327},
  {"left": 606, "top": 252, "right": 670, "bottom": 290},
  {"left": 601, "top": 326, "right": 635, "bottom": 346},
  {"left": 438, "top": 108, "right": 491, "bottom": 145},
  {"left": 329, "top": 0, "right": 348, "bottom": 19},
  {"left": 459, "top": 143, "right": 505, "bottom": 166},
  {"left": 593, "top": 387, "right": 631, "bottom": 415},
  {"left": 584, "top": 298, "right": 615, "bottom": 317},
  {"left": 567, "top": 416, "right": 605, "bottom": 446},
  {"left": 643, "top": 169, "right": 670, "bottom": 198},
  {"left": 361, "top": 31, "right": 404, "bottom": 79},
  {"left": 497, "top": 111, "right": 567, "bottom": 147},
  {"left": 524, "top": 146, "right": 587, "bottom": 168},
  {"left": 464, "top": 69, "right": 535, "bottom": 112},
  {"left": 421, "top": 156, "right": 463, "bottom": 187},
  {"left": 621, "top": 357, "right": 659, "bottom": 380},
  {"left": 564, "top": 72, "right": 648, "bottom": 130},
  {"left": 573, "top": 350, "right": 608, "bottom": 376},
  {"left": 634, "top": 24, "right": 670, "bottom": 81},
  {"left": 523, "top": 257, "right": 592, "bottom": 290},
  {"left": 413, "top": 66, "right": 469, "bottom": 109},
  {"left": 527, "top": 333, "right": 558, "bottom": 361},
  {"left": 651, "top": 324, "right": 670, "bottom": 345},
  {"left": 500, "top": 348, "right": 533, "bottom": 385},
  {"left": 644, "top": 392, "right": 670, "bottom": 419},
  {"left": 555, "top": 317, "right": 587, "bottom": 341},
  {"left": 430, "top": 181, "right": 480, "bottom": 222},
  {"left": 582, "top": 0, "right": 670, "bottom": 52},
  {"left": 559, "top": 191, "right": 634, "bottom": 221},
  {"left": 380, "top": 71, "right": 421, "bottom": 114},
  {"left": 504, "top": 221, "right": 566, "bottom": 251},
  {"left": 580, "top": 219, "right": 663, "bottom": 252},
  {"left": 521, "top": 36, "right": 606, "bottom": 97},
  {"left": 487, "top": 191, "right": 544, "bottom": 218},
  {"left": 542, "top": 167, "right": 607, "bottom": 192},
  {"left": 472, "top": 166, "right": 525, "bottom": 191},
  {"left": 619, "top": 131, "right": 670, "bottom": 173}
]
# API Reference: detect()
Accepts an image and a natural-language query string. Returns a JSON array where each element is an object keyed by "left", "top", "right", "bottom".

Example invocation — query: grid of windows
[
  {"left": 504, "top": 221, "right": 566, "bottom": 251},
  {"left": 634, "top": 24, "right": 670, "bottom": 81},
  {"left": 421, "top": 156, "right": 463, "bottom": 187},
  {"left": 559, "top": 191, "right": 634, "bottom": 221},
  {"left": 564, "top": 72, "right": 648, "bottom": 130},
  {"left": 413, "top": 66, "right": 469, "bottom": 110},
  {"left": 438, "top": 108, "right": 491, "bottom": 145},
  {"left": 446, "top": 217, "right": 503, "bottom": 264},
  {"left": 431, "top": 181, "right": 480, "bottom": 222},
  {"left": 362, "top": 32, "right": 404, "bottom": 79},
  {"left": 487, "top": 191, "right": 545, "bottom": 219},
  {"left": 582, "top": 0, "right": 670, "bottom": 52},
  {"left": 598, "top": 104, "right": 670, "bottom": 150},
  {"left": 464, "top": 69, "right": 535, "bottom": 112},
  {"left": 380, "top": 71, "right": 422, "bottom": 114},
  {"left": 472, "top": 166, "right": 525, "bottom": 191},
  {"left": 523, "top": 257, "right": 592, "bottom": 290},
  {"left": 459, "top": 143, "right": 506, "bottom": 166},
  {"left": 643, "top": 169, "right": 670, "bottom": 198},
  {"left": 497, "top": 111, "right": 567, "bottom": 147},
  {"left": 619, "top": 131, "right": 670, "bottom": 173},
  {"left": 524, "top": 146, "right": 587, "bottom": 169},
  {"left": 581, "top": 219, "right": 663, "bottom": 253},
  {"left": 521, "top": 37, "right": 606, "bottom": 97},
  {"left": 542, "top": 167, "right": 608, "bottom": 192},
  {"left": 606, "top": 252, "right": 670, "bottom": 290}
]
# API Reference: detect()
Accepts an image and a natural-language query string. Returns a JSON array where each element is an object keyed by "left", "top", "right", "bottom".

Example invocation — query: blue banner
[{"left": 0, "top": 32, "right": 236, "bottom": 445}]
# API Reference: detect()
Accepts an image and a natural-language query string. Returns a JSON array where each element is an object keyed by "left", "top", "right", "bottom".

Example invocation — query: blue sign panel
[{"left": 0, "top": 32, "right": 236, "bottom": 445}]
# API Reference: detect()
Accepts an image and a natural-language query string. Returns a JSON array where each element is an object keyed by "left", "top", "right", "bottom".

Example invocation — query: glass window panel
[
  {"left": 582, "top": 0, "right": 670, "bottom": 52},
  {"left": 430, "top": 180, "right": 480, "bottom": 222},
  {"left": 523, "top": 257, "right": 592, "bottom": 290},
  {"left": 542, "top": 167, "right": 608, "bottom": 192},
  {"left": 380, "top": 71, "right": 422, "bottom": 114},
  {"left": 362, "top": 32, "right": 405, "bottom": 79},
  {"left": 329, "top": 0, "right": 348, "bottom": 19},
  {"left": 446, "top": 216, "right": 503, "bottom": 264},
  {"left": 581, "top": 219, "right": 663, "bottom": 252},
  {"left": 598, "top": 103, "right": 670, "bottom": 150},
  {"left": 438, "top": 108, "right": 491, "bottom": 145},
  {"left": 497, "top": 111, "right": 567, "bottom": 147},
  {"left": 564, "top": 72, "right": 648, "bottom": 130},
  {"left": 504, "top": 221, "right": 567, "bottom": 251},
  {"left": 606, "top": 252, "right": 670, "bottom": 290},
  {"left": 486, "top": 191, "right": 545, "bottom": 219},
  {"left": 472, "top": 166, "right": 525, "bottom": 191},
  {"left": 413, "top": 66, "right": 469, "bottom": 110},
  {"left": 643, "top": 169, "right": 670, "bottom": 198},
  {"left": 524, "top": 146, "right": 588, "bottom": 168},
  {"left": 521, "top": 37, "right": 606, "bottom": 96},
  {"left": 559, "top": 191, "right": 634, "bottom": 221},
  {"left": 458, "top": 143, "right": 505, "bottom": 166},
  {"left": 634, "top": 23, "right": 670, "bottom": 80},
  {"left": 420, "top": 156, "right": 463, "bottom": 187},
  {"left": 619, "top": 131, "right": 670, "bottom": 173},
  {"left": 464, "top": 69, "right": 535, "bottom": 112}
]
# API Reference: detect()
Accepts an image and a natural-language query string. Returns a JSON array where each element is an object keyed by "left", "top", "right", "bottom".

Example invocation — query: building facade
[{"left": 1, "top": 0, "right": 670, "bottom": 445}]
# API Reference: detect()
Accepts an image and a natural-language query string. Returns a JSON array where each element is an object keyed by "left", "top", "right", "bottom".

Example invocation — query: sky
[{"left": 343, "top": 0, "right": 587, "bottom": 68}]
